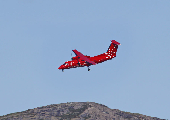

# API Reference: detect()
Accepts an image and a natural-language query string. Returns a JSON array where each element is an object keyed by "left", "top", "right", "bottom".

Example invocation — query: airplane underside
[{"left": 61, "top": 64, "right": 91, "bottom": 72}]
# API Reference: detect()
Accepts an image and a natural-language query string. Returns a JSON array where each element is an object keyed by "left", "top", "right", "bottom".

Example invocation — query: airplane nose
[
  {"left": 58, "top": 65, "right": 65, "bottom": 69},
  {"left": 58, "top": 65, "right": 63, "bottom": 69}
]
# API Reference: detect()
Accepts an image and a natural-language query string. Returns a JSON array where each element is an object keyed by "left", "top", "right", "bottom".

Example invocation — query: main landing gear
[
  {"left": 62, "top": 69, "right": 64, "bottom": 72},
  {"left": 88, "top": 66, "right": 90, "bottom": 71}
]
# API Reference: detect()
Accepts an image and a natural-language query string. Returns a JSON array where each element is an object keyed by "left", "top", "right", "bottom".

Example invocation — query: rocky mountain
[{"left": 0, "top": 102, "right": 165, "bottom": 120}]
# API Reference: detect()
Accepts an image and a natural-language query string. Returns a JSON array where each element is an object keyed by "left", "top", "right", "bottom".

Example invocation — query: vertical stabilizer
[{"left": 106, "top": 40, "right": 121, "bottom": 57}]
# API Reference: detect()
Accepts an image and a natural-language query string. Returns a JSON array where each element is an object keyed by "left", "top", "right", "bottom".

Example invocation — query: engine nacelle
[
  {"left": 71, "top": 55, "right": 90, "bottom": 60},
  {"left": 71, "top": 56, "right": 79, "bottom": 60}
]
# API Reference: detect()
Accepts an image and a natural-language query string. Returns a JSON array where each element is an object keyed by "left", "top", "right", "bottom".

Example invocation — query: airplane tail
[{"left": 106, "top": 40, "right": 121, "bottom": 56}]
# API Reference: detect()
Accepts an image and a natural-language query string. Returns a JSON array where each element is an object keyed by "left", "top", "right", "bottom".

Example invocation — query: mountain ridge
[{"left": 0, "top": 102, "right": 165, "bottom": 120}]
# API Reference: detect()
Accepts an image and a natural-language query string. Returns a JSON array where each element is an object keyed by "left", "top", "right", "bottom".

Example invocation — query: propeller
[{"left": 71, "top": 53, "right": 73, "bottom": 60}]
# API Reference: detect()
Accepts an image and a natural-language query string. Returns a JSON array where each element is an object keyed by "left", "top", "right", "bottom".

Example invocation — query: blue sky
[{"left": 0, "top": 0, "right": 170, "bottom": 119}]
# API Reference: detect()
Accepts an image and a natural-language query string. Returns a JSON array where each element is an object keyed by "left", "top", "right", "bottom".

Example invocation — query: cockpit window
[{"left": 63, "top": 63, "right": 68, "bottom": 65}]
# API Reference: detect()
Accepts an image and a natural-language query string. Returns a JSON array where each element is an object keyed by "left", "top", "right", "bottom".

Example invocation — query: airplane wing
[{"left": 72, "top": 49, "right": 96, "bottom": 65}]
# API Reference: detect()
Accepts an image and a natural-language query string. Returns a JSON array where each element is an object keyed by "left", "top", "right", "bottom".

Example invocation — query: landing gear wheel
[
  {"left": 88, "top": 68, "right": 90, "bottom": 71},
  {"left": 62, "top": 69, "right": 64, "bottom": 72}
]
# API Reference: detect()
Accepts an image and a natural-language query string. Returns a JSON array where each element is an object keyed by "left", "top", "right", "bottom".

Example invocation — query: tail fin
[
  {"left": 106, "top": 40, "right": 121, "bottom": 56},
  {"left": 111, "top": 40, "right": 121, "bottom": 45}
]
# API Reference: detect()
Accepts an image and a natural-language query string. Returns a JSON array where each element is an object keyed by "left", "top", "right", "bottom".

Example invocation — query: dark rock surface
[{"left": 0, "top": 102, "right": 165, "bottom": 120}]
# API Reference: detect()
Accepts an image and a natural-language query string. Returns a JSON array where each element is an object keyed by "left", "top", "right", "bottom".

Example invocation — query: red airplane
[{"left": 58, "top": 40, "right": 121, "bottom": 72}]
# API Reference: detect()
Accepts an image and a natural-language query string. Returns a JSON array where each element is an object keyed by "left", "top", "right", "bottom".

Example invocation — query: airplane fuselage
[{"left": 58, "top": 53, "right": 116, "bottom": 70}]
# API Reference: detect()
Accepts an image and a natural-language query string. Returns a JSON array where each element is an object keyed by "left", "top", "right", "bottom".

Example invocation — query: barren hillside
[{"left": 0, "top": 102, "right": 165, "bottom": 120}]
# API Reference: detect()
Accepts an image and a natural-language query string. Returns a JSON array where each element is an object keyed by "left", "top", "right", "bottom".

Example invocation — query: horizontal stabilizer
[{"left": 111, "top": 40, "right": 121, "bottom": 45}]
